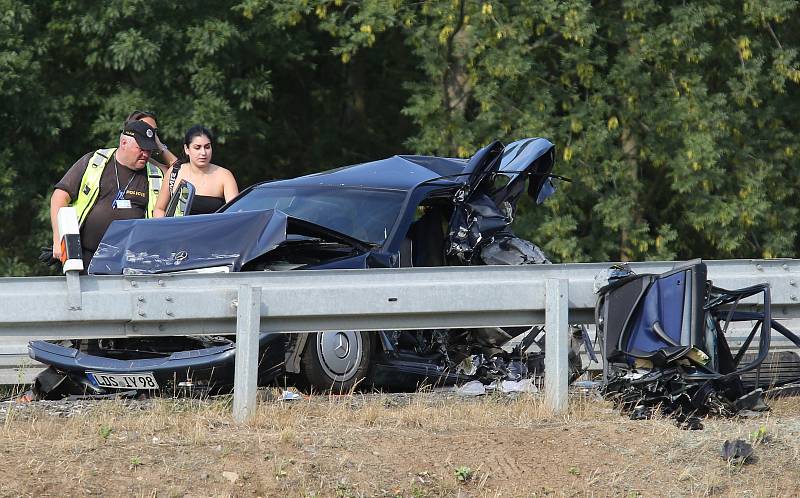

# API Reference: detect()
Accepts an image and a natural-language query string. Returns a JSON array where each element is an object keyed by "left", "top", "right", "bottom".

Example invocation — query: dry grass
[{"left": 1, "top": 392, "right": 799, "bottom": 496}]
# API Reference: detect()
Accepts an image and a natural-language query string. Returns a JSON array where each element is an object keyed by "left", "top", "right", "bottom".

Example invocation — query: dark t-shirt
[{"left": 55, "top": 151, "right": 149, "bottom": 254}]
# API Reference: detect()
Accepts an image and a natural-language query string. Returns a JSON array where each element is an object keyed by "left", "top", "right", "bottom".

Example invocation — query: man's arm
[
  {"left": 50, "top": 151, "right": 92, "bottom": 259},
  {"left": 50, "top": 189, "right": 72, "bottom": 259}
]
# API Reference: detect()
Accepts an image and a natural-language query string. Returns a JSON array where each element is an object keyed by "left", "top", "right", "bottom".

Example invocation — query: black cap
[{"left": 122, "top": 120, "right": 158, "bottom": 151}]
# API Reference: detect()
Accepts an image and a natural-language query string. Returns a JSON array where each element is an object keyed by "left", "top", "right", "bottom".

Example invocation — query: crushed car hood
[{"left": 88, "top": 209, "right": 368, "bottom": 275}]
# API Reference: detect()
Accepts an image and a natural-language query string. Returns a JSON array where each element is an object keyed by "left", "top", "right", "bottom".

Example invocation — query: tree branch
[{"left": 765, "top": 22, "right": 783, "bottom": 51}]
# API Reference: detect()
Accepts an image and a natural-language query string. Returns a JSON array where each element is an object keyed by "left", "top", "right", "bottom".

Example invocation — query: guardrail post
[
  {"left": 545, "top": 278, "right": 569, "bottom": 414},
  {"left": 233, "top": 284, "right": 262, "bottom": 422},
  {"left": 65, "top": 271, "right": 82, "bottom": 310}
]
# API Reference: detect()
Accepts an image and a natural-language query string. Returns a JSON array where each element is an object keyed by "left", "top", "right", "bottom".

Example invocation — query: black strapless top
[{"left": 189, "top": 195, "right": 225, "bottom": 215}]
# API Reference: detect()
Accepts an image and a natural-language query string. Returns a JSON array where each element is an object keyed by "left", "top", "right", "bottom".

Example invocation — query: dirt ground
[{"left": 1, "top": 390, "right": 799, "bottom": 497}]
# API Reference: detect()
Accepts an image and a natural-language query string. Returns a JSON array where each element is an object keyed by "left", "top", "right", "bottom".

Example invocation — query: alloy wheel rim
[{"left": 316, "top": 331, "right": 362, "bottom": 382}]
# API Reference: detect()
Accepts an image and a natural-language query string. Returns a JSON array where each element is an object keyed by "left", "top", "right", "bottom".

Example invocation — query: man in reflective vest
[{"left": 50, "top": 120, "right": 163, "bottom": 270}]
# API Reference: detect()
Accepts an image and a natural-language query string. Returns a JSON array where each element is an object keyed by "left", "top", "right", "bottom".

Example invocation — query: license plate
[{"left": 88, "top": 371, "right": 159, "bottom": 390}]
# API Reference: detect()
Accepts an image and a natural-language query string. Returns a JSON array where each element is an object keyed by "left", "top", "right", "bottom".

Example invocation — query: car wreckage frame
[
  {"left": 596, "top": 260, "right": 800, "bottom": 427},
  {"left": 31, "top": 137, "right": 594, "bottom": 399}
]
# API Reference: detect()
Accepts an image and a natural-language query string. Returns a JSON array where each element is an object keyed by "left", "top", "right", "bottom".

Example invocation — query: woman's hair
[
  {"left": 124, "top": 110, "right": 157, "bottom": 126},
  {"left": 184, "top": 125, "right": 214, "bottom": 147}
]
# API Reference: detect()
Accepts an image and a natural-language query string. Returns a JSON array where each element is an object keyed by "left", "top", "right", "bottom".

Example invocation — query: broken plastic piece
[
  {"left": 720, "top": 439, "right": 754, "bottom": 463},
  {"left": 498, "top": 378, "right": 538, "bottom": 393},
  {"left": 733, "top": 389, "right": 769, "bottom": 413},
  {"left": 455, "top": 380, "right": 486, "bottom": 396},
  {"left": 278, "top": 390, "right": 301, "bottom": 401}
]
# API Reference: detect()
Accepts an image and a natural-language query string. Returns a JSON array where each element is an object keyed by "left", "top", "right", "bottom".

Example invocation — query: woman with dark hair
[
  {"left": 153, "top": 125, "right": 238, "bottom": 216},
  {"left": 123, "top": 110, "right": 180, "bottom": 174}
]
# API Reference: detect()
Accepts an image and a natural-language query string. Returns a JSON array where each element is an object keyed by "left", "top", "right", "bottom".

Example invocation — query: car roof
[{"left": 256, "top": 155, "right": 469, "bottom": 192}]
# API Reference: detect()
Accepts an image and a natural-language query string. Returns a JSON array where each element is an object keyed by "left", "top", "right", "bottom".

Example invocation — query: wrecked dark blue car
[{"left": 30, "top": 138, "right": 582, "bottom": 398}]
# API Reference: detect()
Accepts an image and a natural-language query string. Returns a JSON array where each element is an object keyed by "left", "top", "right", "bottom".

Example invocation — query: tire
[{"left": 300, "top": 331, "right": 372, "bottom": 393}]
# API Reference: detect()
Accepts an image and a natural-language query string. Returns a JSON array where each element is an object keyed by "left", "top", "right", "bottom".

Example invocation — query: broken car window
[{"left": 224, "top": 186, "right": 405, "bottom": 244}]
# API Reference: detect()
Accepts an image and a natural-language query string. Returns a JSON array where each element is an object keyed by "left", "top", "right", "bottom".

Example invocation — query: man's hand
[{"left": 52, "top": 240, "right": 62, "bottom": 260}]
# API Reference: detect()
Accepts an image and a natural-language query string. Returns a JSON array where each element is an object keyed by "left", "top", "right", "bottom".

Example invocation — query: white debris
[
  {"left": 455, "top": 380, "right": 486, "bottom": 396},
  {"left": 279, "top": 390, "right": 301, "bottom": 401},
  {"left": 497, "top": 378, "right": 538, "bottom": 393}
]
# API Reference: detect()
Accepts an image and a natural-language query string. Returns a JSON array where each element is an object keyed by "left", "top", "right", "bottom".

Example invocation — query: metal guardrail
[
  {"left": 1, "top": 259, "right": 799, "bottom": 419},
  {"left": 0, "top": 342, "right": 39, "bottom": 385}
]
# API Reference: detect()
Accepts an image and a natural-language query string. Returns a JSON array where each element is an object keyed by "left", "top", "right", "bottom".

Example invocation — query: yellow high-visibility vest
[{"left": 72, "top": 148, "right": 163, "bottom": 226}]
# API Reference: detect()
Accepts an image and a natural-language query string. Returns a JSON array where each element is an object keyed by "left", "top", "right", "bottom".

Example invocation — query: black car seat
[{"left": 401, "top": 208, "right": 446, "bottom": 268}]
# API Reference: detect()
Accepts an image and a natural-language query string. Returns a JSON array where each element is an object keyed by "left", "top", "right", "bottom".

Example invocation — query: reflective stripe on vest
[
  {"left": 73, "top": 148, "right": 114, "bottom": 226},
  {"left": 72, "top": 148, "right": 163, "bottom": 226}
]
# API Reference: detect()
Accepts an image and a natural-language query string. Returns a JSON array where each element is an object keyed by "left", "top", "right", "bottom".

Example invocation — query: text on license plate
[{"left": 88, "top": 372, "right": 159, "bottom": 390}]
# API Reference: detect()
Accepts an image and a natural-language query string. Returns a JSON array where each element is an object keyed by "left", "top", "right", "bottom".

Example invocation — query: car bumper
[{"left": 28, "top": 334, "right": 286, "bottom": 397}]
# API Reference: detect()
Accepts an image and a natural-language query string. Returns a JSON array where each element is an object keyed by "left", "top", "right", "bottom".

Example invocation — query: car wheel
[{"left": 300, "top": 331, "right": 372, "bottom": 393}]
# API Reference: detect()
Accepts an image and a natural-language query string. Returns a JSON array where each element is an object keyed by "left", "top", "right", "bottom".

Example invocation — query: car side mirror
[{"left": 165, "top": 180, "right": 196, "bottom": 217}]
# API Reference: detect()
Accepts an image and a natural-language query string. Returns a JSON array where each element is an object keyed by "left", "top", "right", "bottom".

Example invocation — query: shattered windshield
[{"left": 224, "top": 186, "right": 406, "bottom": 244}]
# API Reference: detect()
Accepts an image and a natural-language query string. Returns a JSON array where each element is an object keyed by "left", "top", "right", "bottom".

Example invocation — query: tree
[
  {"left": 295, "top": 0, "right": 800, "bottom": 262},
  {"left": 3, "top": 0, "right": 800, "bottom": 275}
]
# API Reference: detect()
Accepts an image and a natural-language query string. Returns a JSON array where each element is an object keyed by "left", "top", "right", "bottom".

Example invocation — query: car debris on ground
[
  {"left": 720, "top": 439, "right": 755, "bottom": 464},
  {"left": 595, "top": 259, "right": 800, "bottom": 428}
]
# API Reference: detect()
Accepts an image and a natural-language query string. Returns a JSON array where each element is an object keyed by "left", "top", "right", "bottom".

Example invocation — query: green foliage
[
  {"left": 750, "top": 425, "right": 769, "bottom": 444},
  {"left": 98, "top": 425, "right": 112, "bottom": 439},
  {"left": 1, "top": 0, "right": 800, "bottom": 275},
  {"left": 454, "top": 465, "right": 473, "bottom": 482},
  {"left": 293, "top": 0, "right": 800, "bottom": 262}
]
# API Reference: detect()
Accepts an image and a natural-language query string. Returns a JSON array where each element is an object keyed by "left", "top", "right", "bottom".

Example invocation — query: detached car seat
[
  {"left": 597, "top": 259, "right": 800, "bottom": 419},
  {"left": 601, "top": 260, "right": 708, "bottom": 372},
  {"left": 595, "top": 259, "right": 791, "bottom": 416}
]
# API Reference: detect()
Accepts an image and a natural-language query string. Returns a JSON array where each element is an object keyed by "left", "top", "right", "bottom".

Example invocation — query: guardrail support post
[
  {"left": 65, "top": 271, "right": 82, "bottom": 310},
  {"left": 233, "top": 284, "right": 262, "bottom": 423},
  {"left": 545, "top": 278, "right": 569, "bottom": 414}
]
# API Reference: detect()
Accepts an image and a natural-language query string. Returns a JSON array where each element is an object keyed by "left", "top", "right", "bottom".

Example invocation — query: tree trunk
[{"left": 620, "top": 126, "right": 641, "bottom": 262}]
